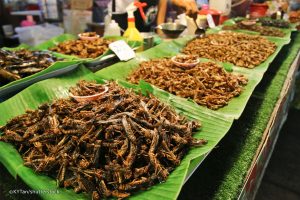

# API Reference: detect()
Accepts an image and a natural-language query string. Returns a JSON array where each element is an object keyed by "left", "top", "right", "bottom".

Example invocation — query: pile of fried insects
[
  {"left": 49, "top": 37, "right": 111, "bottom": 58},
  {"left": 222, "top": 21, "right": 285, "bottom": 37},
  {"left": 182, "top": 32, "right": 276, "bottom": 68},
  {"left": 0, "top": 80, "right": 207, "bottom": 199},
  {"left": 128, "top": 59, "right": 248, "bottom": 110},
  {"left": 0, "top": 49, "right": 58, "bottom": 85}
]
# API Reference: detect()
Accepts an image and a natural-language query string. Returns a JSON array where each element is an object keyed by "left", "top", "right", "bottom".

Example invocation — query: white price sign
[
  {"left": 207, "top": 14, "right": 216, "bottom": 28},
  {"left": 109, "top": 40, "right": 136, "bottom": 61}
]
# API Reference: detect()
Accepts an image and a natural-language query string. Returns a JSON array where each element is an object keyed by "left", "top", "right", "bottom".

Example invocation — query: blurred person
[
  {"left": 93, "top": 0, "right": 111, "bottom": 23},
  {"left": 105, "top": 0, "right": 198, "bottom": 32}
]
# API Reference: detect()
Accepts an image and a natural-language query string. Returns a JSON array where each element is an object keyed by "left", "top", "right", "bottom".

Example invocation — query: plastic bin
[{"left": 15, "top": 24, "right": 64, "bottom": 46}]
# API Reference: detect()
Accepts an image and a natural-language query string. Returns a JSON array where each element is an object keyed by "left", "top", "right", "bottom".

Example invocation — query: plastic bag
[{"left": 15, "top": 24, "right": 64, "bottom": 46}]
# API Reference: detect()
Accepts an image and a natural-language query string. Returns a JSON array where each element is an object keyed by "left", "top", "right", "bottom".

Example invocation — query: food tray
[
  {"left": 221, "top": 18, "right": 295, "bottom": 41},
  {"left": 34, "top": 34, "right": 141, "bottom": 69},
  {"left": 0, "top": 25, "right": 293, "bottom": 200},
  {"left": 0, "top": 46, "right": 81, "bottom": 101},
  {"left": 0, "top": 65, "right": 232, "bottom": 200},
  {"left": 96, "top": 35, "right": 289, "bottom": 120},
  {"left": 0, "top": 63, "right": 79, "bottom": 102}
]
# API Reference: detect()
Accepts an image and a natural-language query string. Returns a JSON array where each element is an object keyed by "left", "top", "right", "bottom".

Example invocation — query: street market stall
[{"left": 0, "top": 1, "right": 300, "bottom": 199}]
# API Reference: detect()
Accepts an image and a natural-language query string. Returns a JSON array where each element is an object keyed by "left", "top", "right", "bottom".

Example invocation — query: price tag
[
  {"left": 109, "top": 40, "right": 136, "bottom": 61},
  {"left": 207, "top": 14, "right": 216, "bottom": 28}
]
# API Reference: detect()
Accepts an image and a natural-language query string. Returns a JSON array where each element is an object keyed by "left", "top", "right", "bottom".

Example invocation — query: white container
[
  {"left": 104, "top": 20, "right": 121, "bottom": 36},
  {"left": 185, "top": 16, "right": 197, "bottom": 35},
  {"left": 104, "top": 14, "right": 111, "bottom": 31},
  {"left": 185, "top": 14, "right": 207, "bottom": 35},
  {"left": 15, "top": 24, "right": 64, "bottom": 46},
  {"left": 209, "top": 0, "right": 232, "bottom": 15},
  {"left": 2, "top": 25, "right": 14, "bottom": 37}
]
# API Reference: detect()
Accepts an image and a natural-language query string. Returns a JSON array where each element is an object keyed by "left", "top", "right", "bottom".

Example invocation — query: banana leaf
[
  {"left": 223, "top": 17, "right": 299, "bottom": 31},
  {"left": 0, "top": 45, "right": 81, "bottom": 100},
  {"left": 220, "top": 18, "right": 293, "bottom": 41},
  {"left": 33, "top": 34, "right": 142, "bottom": 64},
  {"left": 0, "top": 31, "right": 291, "bottom": 200},
  {"left": 2, "top": 44, "right": 31, "bottom": 51},
  {"left": 33, "top": 33, "right": 78, "bottom": 60},
  {"left": 0, "top": 65, "right": 233, "bottom": 200},
  {"left": 94, "top": 35, "right": 288, "bottom": 119},
  {"left": 95, "top": 37, "right": 193, "bottom": 80}
]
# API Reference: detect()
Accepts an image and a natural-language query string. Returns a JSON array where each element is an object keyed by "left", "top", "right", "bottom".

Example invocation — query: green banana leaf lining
[{"left": 0, "top": 28, "right": 292, "bottom": 200}]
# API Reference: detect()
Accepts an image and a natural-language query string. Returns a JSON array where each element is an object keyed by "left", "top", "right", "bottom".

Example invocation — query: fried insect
[
  {"left": 69, "top": 80, "right": 107, "bottom": 96},
  {"left": 0, "top": 49, "right": 58, "bottom": 85},
  {"left": 222, "top": 21, "right": 286, "bottom": 37},
  {"left": 0, "top": 80, "right": 206, "bottom": 199},
  {"left": 182, "top": 32, "right": 276, "bottom": 68},
  {"left": 49, "top": 37, "right": 111, "bottom": 58},
  {"left": 80, "top": 32, "right": 98, "bottom": 37},
  {"left": 258, "top": 18, "right": 290, "bottom": 28},
  {"left": 173, "top": 55, "right": 199, "bottom": 63},
  {"left": 127, "top": 58, "right": 248, "bottom": 110},
  {"left": 289, "top": 10, "right": 300, "bottom": 23}
]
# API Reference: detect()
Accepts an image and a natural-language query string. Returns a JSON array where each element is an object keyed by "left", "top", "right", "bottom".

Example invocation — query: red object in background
[
  {"left": 134, "top": 1, "right": 147, "bottom": 21},
  {"left": 219, "top": 15, "right": 229, "bottom": 24},
  {"left": 249, "top": 3, "right": 269, "bottom": 18},
  {"left": 199, "top": 8, "right": 222, "bottom": 25},
  {"left": 26, "top": 4, "right": 39, "bottom": 10}
]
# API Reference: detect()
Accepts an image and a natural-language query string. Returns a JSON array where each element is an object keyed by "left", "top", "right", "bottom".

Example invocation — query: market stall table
[
  {"left": 179, "top": 31, "right": 300, "bottom": 200},
  {"left": 0, "top": 32, "right": 299, "bottom": 200}
]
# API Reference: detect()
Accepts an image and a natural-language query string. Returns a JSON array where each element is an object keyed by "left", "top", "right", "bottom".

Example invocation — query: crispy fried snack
[
  {"left": 49, "top": 38, "right": 111, "bottom": 58},
  {"left": 222, "top": 22, "right": 286, "bottom": 37},
  {"left": 182, "top": 32, "right": 276, "bottom": 68},
  {"left": 0, "top": 49, "right": 58, "bottom": 85},
  {"left": 127, "top": 59, "right": 248, "bottom": 110},
  {"left": 0, "top": 81, "right": 206, "bottom": 199}
]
